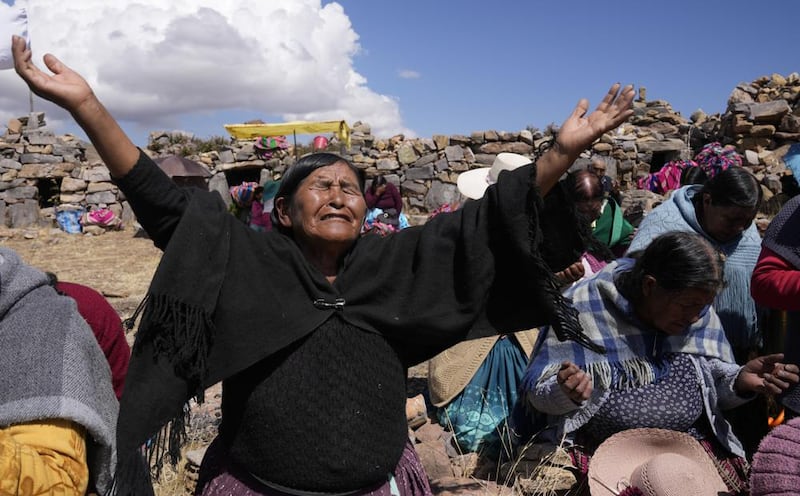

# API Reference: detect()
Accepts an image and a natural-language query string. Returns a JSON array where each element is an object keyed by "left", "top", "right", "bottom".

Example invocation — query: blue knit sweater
[{"left": 627, "top": 185, "right": 762, "bottom": 351}]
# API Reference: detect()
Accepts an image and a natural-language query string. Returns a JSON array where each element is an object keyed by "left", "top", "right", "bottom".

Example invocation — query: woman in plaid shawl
[{"left": 520, "top": 231, "right": 799, "bottom": 495}]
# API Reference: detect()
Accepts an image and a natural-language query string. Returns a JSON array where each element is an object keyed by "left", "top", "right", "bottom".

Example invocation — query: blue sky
[
  {"left": 1, "top": 0, "right": 798, "bottom": 148},
  {"left": 334, "top": 0, "right": 798, "bottom": 136}
]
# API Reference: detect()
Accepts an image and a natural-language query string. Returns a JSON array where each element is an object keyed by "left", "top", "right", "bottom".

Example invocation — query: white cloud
[
  {"left": 397, "top": 69, "right": 419, "bottom": 80},
  {"left": 0, "top": 0, "right": 412, "bottom": 139}
]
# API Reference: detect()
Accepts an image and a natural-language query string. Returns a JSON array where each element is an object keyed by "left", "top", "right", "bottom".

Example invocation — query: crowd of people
[{"left": 6, "top": 32, "right": 800, "bottom": 496}]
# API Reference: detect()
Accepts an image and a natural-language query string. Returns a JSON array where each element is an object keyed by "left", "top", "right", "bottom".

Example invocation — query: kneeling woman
[{"left": 521, "top": 231, "right": 799, "bottom": 495}]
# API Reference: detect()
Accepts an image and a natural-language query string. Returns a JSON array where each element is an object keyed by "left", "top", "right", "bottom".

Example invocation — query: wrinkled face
[
  {"left": 639, "top": 278, "right": 716, "bottom": 335},
  {"left": 275, "top": 161, "right": 366, "bottom": 251},
  {"left": 701, "top": 194, "right": 757, "bottom": 243}
]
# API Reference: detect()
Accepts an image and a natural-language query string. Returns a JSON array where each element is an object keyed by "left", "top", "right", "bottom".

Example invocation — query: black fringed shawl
[{"left": 110, "top": 156, "right": 596, "bottom": 494}]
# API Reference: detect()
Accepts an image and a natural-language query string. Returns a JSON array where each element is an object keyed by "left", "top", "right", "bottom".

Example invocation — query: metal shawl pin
[{"left": 313, "top": 298, "right": 346, "bottom": 311}]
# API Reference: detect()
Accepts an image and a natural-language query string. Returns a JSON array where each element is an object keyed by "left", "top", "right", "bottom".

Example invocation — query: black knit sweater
[
  {"left": 222, "top": 315, "right": 407, "bottom": 490},
  {"left": 113, "top": 150, "right": 580, "bottom": 493}
]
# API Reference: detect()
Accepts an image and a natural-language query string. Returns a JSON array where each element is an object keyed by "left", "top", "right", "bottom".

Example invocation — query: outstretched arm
[
  {"left": 11, "top": 35, "right": 139, "bottom": 178},
  {"left": 536, "top": 83, "right": 635, "bottom": 195}
]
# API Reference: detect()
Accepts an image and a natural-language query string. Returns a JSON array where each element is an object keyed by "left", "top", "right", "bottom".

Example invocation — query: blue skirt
[{"left": 438, "top": 336, "right": 528, "bottom": 458}]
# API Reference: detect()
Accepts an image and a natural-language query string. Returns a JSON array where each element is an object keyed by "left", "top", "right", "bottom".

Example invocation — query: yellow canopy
[{"left": 224, "top": 120, "right": 350, "bottom": 148}]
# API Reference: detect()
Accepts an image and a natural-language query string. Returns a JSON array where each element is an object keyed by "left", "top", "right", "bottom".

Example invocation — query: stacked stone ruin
[{"left": 1, "top": 72, "right": 798, "bottom": 231}]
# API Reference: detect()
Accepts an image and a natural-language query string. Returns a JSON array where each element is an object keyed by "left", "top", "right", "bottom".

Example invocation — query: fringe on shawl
[
  {"left": 135, "top": 292, "right": 215, "bottom": 398},
  {"left": 530, "top": 139, "right": 606, "bottom": 355},
  {"left": 535, "top": 356, "right": 663, "bottom": 391},
  {"left": 110, "top": 293, "right": 215, "bottom": 495},
  {"left": 107, "top": 449, "right": 156, "bottom": 496},
  {"left": 107, "top": 409, "right": 189, "bottom": 496}
]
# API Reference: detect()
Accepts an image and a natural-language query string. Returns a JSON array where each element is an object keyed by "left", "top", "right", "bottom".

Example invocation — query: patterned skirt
[
  {"left": 195, "top": 437, "right": 432, "bottom": 496},
  {"left": 437, "top": 336, "right": 528, "bottom": 459}
]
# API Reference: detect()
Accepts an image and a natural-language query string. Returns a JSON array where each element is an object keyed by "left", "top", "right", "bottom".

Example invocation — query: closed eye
[{"left": 309, "top": 179, "right": 360, "bottom": 195}]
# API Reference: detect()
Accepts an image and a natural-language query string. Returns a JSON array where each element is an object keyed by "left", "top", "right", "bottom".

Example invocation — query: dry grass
[{"left": 1, "top": 226, "right": 162, "bottom": 324}]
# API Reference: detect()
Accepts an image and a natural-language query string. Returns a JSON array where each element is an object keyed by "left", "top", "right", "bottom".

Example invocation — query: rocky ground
[{"left": 3, "top": 226, "right": 538, "bottom": 495}]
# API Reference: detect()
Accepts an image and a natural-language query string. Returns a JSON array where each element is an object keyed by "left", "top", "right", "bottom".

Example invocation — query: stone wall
[{"left": 1, "top": 72, "right": 798, "bottom": 230}]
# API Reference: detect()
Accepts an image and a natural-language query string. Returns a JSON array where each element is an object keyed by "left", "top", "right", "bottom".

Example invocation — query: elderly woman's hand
[
  {"left": 12, "top": 35, "right": 95, "bottom": 114},
  {"left": 735, "top": 353, "right": 800, "bottom": 395},
  {"left": 555, "top": 83, "right": 635, "bottom": 158},
  {"left": 556, "top": 360, "right": 592, "bottom": 403}
]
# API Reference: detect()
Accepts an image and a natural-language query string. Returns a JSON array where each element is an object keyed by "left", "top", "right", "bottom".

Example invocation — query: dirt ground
[
  {"left": 1, "top": 226, "right": 163, "bottom": 326},
  {"left": 2, "top": 225, "right": 165, "bottom": 365}
]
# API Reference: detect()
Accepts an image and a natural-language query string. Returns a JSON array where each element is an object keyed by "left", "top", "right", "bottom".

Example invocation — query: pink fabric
[
  {"left": 750, "top": 418, "right": 800, "bottom": 496},
  {"left": 83, "top": 208, "right": 122, "bottom": 228},
  {"left": 249, "top": 200, "right": 272, "bottom": 231},
  {"left": 583, "top": 251, "right": 608, "bottom": 275},
  {"left": 636, "top": 160, "right": 689, "bottom": 195}
]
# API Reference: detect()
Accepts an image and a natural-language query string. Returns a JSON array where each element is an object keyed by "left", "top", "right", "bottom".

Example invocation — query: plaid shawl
[{"left": 522, "top": 259, "right": 734, "bottom": 392}]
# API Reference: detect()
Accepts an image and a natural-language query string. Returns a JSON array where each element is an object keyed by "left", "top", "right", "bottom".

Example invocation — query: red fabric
[
  {"left": 56, "top": 281, "right": 131, "bottom": 399},
  {"left": 751, "top": 247, "right": 800, "bottom": 311}
]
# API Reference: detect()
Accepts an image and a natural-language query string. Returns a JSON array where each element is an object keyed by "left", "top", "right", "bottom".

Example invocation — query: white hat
[
  {"left": 588, "top": 428, "right": 728, "bottom": 496},
  {"left": 456, "top": 153, "right": 532, "bottom": 200}
]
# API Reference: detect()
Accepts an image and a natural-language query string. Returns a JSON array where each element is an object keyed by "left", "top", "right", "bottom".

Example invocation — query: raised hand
[
  {"left": 556, "top": 83, "right": 635, "bottom": 158},
  {"left": 11, "top": 35, "right": 140, "bottom": 177},
  {"left": 736, "top": 353, "right": 800, "bottom": 395},
  {"left": 11, "top": 35, "right": 95, "bottom": 114},
  {"left": 556, "top": 360, "right": 593, "bottom": 403},
  {"left": 535, "top": 83, "right": 635, "bottom": 196}
]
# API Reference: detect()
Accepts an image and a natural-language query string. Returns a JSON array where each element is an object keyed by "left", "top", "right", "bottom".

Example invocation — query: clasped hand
[{"left": 556, "top": 360, "right": 593, "bottom": 403}]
